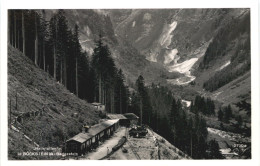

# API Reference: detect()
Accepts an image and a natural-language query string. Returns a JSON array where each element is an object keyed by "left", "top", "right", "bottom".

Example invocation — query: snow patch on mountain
[
  {"left": 181, "top": 100, "right": 191, "bottom": 107},
  {"left": 146, "top": 52, "right": 158, "bottom": 62},
  {"left": 159, "top": 21, "right": 177, "bottom": 48},
  {"left": 216, "top": 60, "right": 231, "bottom": 71},
  {"left": 167, "top": 75, "right": 196, "bottom": 85},
  {"left": 164, "top": 49, "right": 178, "bottom": 64},
  {"left": 135, "top": 23, "right": 153, "bottom": 42},
  {"left": 166, "top": 58, "right": 198, "bottom": 85},
  {"left": 83, "top": 26, "right": 92, "bottom": 36},
  {"left": 94, "top": 9, "right": 108, "bottom": 16},
  {"left": 145, "top": 21, "right": 177, "bottom": 63},
  {"left": 168, "top": 58, "right": 198, "bottom": 74},
  {"left": 165, "top": 41, "right": 211, "bottom": 86},
  {"left": 143, "top": 13, "right": 152, "bottom": 21},
  {"left": 132, "top": 21, "right": 136, "bottom": 27}
]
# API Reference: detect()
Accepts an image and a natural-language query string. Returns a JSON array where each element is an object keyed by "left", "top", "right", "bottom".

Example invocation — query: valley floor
[{"left": 207, "top": 127, "right": 251, "bottom": 159}]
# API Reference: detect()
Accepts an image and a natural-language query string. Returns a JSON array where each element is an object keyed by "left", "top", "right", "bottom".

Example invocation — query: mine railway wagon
[
  {"left": 65, "top": 119, "right": 119, "bottom": 156},
  {"left": 128, "top": 126, "right": 148, "bottom": 138},
  {"left": 112, "top": 136, "right": 127, "bottom": 152}
]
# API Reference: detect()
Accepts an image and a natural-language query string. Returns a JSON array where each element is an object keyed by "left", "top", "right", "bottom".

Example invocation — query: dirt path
[{"left": 82, "top": 127, "right": 126, "bottom": 160}]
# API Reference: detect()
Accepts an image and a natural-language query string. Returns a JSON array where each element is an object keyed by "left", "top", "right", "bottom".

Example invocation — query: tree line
[{"left": 8, "top": 9, "right": 130, "bottom": 114}]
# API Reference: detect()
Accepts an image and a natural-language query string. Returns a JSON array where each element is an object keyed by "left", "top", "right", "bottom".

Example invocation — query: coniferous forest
[
  {"left": 199, "top": 12, "right": 250, "bottom": 92},
  {"left": 8, "top": 9, "right": 252, "bottom": 160},
  {"left": 129, "top": 77, "right": 222, "bottom": 159},
  {"left": 8, "top": 9, "right": 130, "bottom": 114}
]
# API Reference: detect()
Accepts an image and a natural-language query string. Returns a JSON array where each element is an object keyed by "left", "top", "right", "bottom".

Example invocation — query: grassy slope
[{"left": 8, "top": 45, "right": 100, "bottom": 159}]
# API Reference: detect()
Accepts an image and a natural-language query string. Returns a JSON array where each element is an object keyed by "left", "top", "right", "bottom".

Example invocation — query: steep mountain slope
[
  {"left": 44, "top": 9, "right": 250, "bottom": 90},
  {"left": 42, "top": 9, "right": 180, "bottom": 86},
  {"left": 123, "top": 9, "right": 246, "bottom": 59},
  {"left": 8, "top": 9, "right": 251, "bottom": 160},
  {"left": 105, "top": 8, "right": 251, "bottom": 135},
  {"left": 8, "top": 45, "right": 191, "bottom": 160},
  {"left": 107, "top": 9, "right": 251, "bottom": 107},
  {"left": 44, "top": 9, "right": 251, "bottom": 104},
  {"left": 8, "top": 45, "right": 100, "bottom": 159},
  {"left": 194, "top": 11, "right": 251, "bottom": 105},
  {"left": 107, "top": 9, "right": 249, "bottom": 86}
]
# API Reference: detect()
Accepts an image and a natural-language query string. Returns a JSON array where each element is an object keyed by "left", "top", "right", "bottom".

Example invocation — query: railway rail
[{"left": 125, "top": 127, "right": 141, "bottom": 160}]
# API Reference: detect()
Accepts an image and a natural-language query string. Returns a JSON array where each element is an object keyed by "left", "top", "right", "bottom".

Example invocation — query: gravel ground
[
  {"left": 82, "top": 127, "right": 127, "bottom": 160},
  {"left": 108, "top": 128, "right": 189, "bottom": 160}
]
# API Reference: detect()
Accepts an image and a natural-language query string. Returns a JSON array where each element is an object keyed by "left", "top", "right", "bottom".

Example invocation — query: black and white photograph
[{"left": 1, "top": 0, "right": 260, "bottom": 164}]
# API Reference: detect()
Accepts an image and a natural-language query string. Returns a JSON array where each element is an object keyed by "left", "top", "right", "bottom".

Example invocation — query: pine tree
[
  {"left": 135, "top": 75, "right": 149, "bottom": 125},
  {"left": 73, "top": 24, "right": 80, "bottom": 97},
  {"left": 55, "top": 10, "right": 70, "bottom": 87},
  {"left": 91, "top": 34, "right": 117, "bottom": 113},
  {"left": 114, "top": 69, "right": 127, "bottom": 114},
  {"left": 22, "top": 10, "right": 25, "bottom": 54},
  {"left": 224, "top": 105, "right": 232, "bottom": 122},
  {"left": 49, "top": 14, "right": 58, "bottom": 80},
  {"left": 207, "top": 139, "right": 223, "bottom": 159},
  {"left": 92, "top": 35, "right": 105, "bottom": 103},
  {"left": 169, "top": 98, "right": 177, "bottom": 127},
  {"left": 8, "top": 10, "right": 11, "bottom": 44},
  {"left": 41, "top": 10, "right": 46, "bottom": 71},
  {"left": 34, "top": 12, "right": 38, "bottom": 66},
  {"left": 14, "top": 11, "right": 17, "bottom": 48},
  {"left": 218, "top": 108, "right": 223, "bottom": 121}
]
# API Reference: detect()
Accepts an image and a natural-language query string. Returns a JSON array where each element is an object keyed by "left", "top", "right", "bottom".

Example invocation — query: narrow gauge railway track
[
  {"left": 127, "top": 140, "right": 141, "bottom": 160},
  {"left": 125, "top": 127, "right": 141, "bottom": 160}
]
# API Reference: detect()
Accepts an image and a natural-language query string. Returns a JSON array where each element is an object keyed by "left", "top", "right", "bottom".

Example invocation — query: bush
[{"left": 160, "top": 138, "right": 165, "bottom": 143}]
